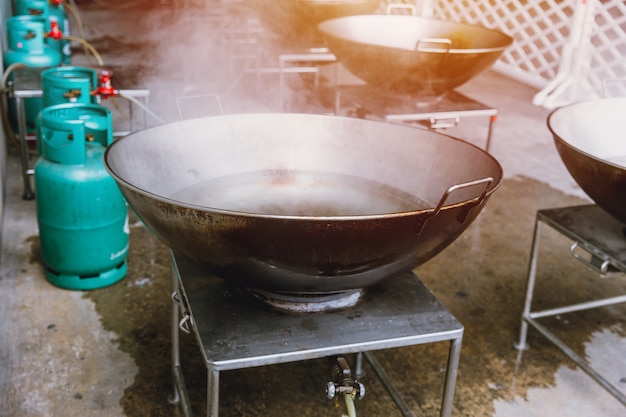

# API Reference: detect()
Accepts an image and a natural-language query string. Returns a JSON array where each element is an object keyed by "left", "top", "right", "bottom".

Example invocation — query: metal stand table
[
  {"left": 515, "top": 204, "right": 626, "bottom": 406},
  {"left": 334, "top": 86, "right": 497, "bottom": 152},
  {"left": 169, "top": 253, "right": 464, "bottom": 417},
  {"left": 10, "top": 66, "right": 150, "bottom": 200},
  {"left": 278, "top": 48, "right": 336, "bottom": 110}
]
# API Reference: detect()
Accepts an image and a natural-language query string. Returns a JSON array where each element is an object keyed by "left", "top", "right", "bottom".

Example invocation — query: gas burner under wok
[{"left": 248, "top": 288, "right": 364, "bottom": 313}]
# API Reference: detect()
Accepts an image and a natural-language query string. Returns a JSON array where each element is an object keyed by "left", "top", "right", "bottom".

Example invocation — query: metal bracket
[
  {"left": 569, "top": 241, "right": 614, "bottom": 275},
  {"left": 171, "top": 290, "right": 193, "bottom": 334}
]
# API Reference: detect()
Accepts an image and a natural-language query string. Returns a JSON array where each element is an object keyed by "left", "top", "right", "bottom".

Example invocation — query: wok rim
[
  {"left": 547, "top": 97, "right": 626, "bottom": 171},
  {"left": 318, "top": 14, "right": 514, "bottom": 54},
  {"left": 104, "top": 113, "right": 503, "bottom": 221}
]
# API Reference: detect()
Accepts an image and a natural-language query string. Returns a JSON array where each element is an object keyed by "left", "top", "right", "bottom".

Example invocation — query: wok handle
[
  {"left": 415, "top": 38, "right": 452, "bottom": 53},
  {"left": 416, "top": 177, "right": 494, "bottom": 234},
  {"left": 176, "top": 93, "right": 224, "bottom": 120},
  {"left": 386, "top": 3, "right": 417, "bottom": 15}
]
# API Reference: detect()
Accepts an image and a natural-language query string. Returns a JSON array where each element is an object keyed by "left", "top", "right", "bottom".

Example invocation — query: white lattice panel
[
  {"left": 582, "top": 1, "right": 626, "bottom": 99},
  {"left": 379, "top": 0, "right": 626, "bottom": 107}
]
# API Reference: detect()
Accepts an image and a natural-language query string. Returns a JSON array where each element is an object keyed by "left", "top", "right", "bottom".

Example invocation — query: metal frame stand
[
  {"left": 515, "top": 204, "right": 626, "bottom": 406},
  {"left": 334, "top": 86, "right": 497, "bottom": 152},
  {"left": 10, "top": 67, "right": 150, "bottom": 200},
  {"left": 169, "top": 252, "right": 464, "bottom": 417},
  {"left": 278, "top": 48, "right": 337, "bottom": 111}
]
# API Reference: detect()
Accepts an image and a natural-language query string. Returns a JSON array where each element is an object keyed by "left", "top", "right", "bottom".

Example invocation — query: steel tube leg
[
  {"left": 440, "top": 336, "right": 462, "bottom": 417},
  {"left": 208, "top": 368, "right": 220, "bottom": 417},
  {"left": 363, "top": 351, "right": 416, "bottom": 417},
  {"left": 170, "top": 266, "right": 181, "bottom": 405},
  {"left": 355, "top": 352, "right": 365, "bottom": 378},
  {"left": 485, "top": 114, "right": 496, "bottom": 153},
  {"left": 170, "top": 256, "right": 194, "bottom": 417},
  {"left": 16, "top": 97, "right": 34, "bottom": 200},
  {"left": 515, "top": 218, "right": 544, "bottom": 350},
  {"left": 279, "top": 59, "right": 286, "bottom": 111}
]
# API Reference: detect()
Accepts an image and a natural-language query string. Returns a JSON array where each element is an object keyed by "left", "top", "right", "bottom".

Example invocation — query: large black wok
[
  {"left": 105, "top": 113, "right": 502, "bottom": 294},
  {"left": 318, "top": 15, "right": 513, "bottom": 97},
  {"left": 548, "top": 97, "right": 626, "bottom": 224}
]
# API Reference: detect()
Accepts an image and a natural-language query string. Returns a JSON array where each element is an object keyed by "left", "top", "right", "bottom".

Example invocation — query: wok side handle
[
  {"left": 415, "top": 38, "right": 452, "bottom": 53},
  {"left": 386, "top": 3, "right": 417, "bottom": 15},
  {"left": 416, "top": 177, "right": 494, "bottom": 235},
  {"left": 176, "top": 93, "right": 224, "bottom": 120}
]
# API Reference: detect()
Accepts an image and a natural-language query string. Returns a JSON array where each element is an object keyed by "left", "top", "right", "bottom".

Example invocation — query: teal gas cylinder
[
  {"left": 4, "top": 15, "right": 62, "bottom": 132},
  {"left": 34, "top": 103, "right": 129, "bottom": 290},
  {"left": 41, "top": 66, "right": 98, "bottom": 107},
  {"left": 13, "top": 0, "right": 71, "bottom": 64}
]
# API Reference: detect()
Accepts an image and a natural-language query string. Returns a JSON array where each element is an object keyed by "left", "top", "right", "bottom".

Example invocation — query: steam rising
[{"left": 102, "top": 1, "right": 334, "bottom": 124}]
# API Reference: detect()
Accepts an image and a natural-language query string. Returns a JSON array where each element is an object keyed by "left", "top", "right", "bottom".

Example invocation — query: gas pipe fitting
[
  {"left": 45, "top": 18, "right": 63, "bottom": 40},
  {"left": 93, "top": 70, "right": 118, "bottom": 99},
  {"left": 326, "top": 357, "right": 365, "bottom": 400}
]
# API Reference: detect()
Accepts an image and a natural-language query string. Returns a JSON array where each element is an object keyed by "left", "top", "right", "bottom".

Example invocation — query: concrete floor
[{"left": 1, "top": 1, "right": 626, "bottom": 416}]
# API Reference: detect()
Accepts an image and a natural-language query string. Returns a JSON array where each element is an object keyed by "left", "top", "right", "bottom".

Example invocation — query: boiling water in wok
[
  {"left": 105, "top": 113, "right": 502, "bottom": 294},
  {"left": 170, "top": 170, "right": 430, "bottom": 217}
]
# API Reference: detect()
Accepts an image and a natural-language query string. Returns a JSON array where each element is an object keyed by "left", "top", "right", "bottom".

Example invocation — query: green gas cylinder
[
  {"left": 41, "top": 66, "right": 98, "bottom": 107},
  {"left": 4, "top": 15, "right": 62, "bottom": 132},
  {"left": 34, "top": 103, "right": 129, "bottom": 290},
  {"left": 13, "top": 0, "right": 71, "bottom": 64}
]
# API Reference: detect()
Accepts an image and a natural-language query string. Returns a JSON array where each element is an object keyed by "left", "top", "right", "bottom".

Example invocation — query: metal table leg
[
  {"left": 440, "top": 337, "right": 462, "bottom": 417},
  {"left": 15, "top": 96, "right": 35, "bottom": 200},
  {"left": 207, "top": 368, "right": 220, "bottom": 417},
  {"left": 363, "top": 351, "right": 417, "bottom": 417},
  {"left": 515, "top": 206, "right": 626, "bottom": 407},
  {"left": 484, "top": 114, "right": 497, "bottom": 154},
  {"left": 515, "top": 217, "right": 543, "bottom": 350},
  {"left": 170, "top": 262, "right": 194, "bottom": 417}
]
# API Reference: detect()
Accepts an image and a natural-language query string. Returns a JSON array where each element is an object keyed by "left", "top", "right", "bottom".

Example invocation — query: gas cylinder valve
[
  {"left": 94, "top": 70, "right": 118, "bottom": 99},
  {"left": 45, "top": 18, "right": 63, "bottom": 40},
  {"left": 326, "top": 357, "right": 365, "bottom": 400}
]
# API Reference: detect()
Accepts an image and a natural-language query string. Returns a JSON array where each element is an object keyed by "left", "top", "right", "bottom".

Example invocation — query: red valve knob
[
  {"left": 46, "top": 19, "right": 63, "bottom": 40},
  {"left": 94, "top": 71, "right": 118, "bottom": 99},
  {"left": 51, "top": 0, "right": 63, "bottom": 6}
]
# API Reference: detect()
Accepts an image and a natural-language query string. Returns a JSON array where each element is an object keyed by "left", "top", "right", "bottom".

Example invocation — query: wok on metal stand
[
  {"left": 168, "top": 252, "right": 464, "bottom": 417},
  {"left": 515, "top": 204, "right": 626, "bottom": 406}
]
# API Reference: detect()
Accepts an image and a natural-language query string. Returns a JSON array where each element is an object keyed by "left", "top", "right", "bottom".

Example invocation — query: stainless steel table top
[
  {"left": 172, "top": 254, "right": 463, "bottom": 371},
  {"left": 538, "top": 204, "right": 626, "bottom": 272}
]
